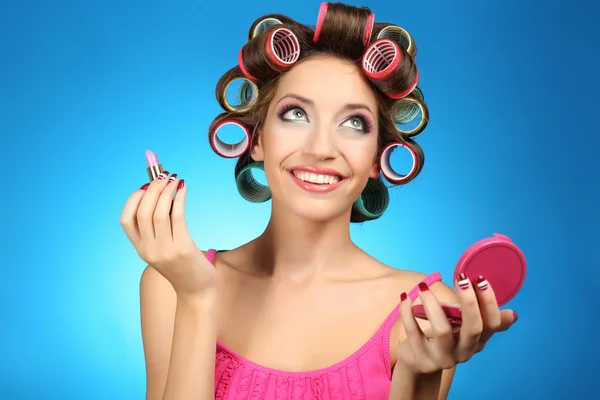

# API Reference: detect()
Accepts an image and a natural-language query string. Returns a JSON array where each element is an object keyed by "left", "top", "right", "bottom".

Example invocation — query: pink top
[{"left": 205, "top": 249, "right": 442, "bottom": 400}]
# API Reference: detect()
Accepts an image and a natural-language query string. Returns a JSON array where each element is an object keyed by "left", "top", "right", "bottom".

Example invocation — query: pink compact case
[{"left": 412, "top": 233, "right": 526, "bottom": 326}]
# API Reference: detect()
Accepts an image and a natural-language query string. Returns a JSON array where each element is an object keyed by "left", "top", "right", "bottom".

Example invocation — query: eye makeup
[{"left": 276, "top": 102, "right": 374, "bottom": 134}]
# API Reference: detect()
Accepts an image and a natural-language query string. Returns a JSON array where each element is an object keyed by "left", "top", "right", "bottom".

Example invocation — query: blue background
[{"left": 1, "top": 0, "right": 598, "bottom": 398}]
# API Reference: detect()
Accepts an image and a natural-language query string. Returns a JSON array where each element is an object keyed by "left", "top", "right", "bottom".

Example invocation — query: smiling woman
[
  {"left": 121, "top": 2, "right": 516, "bottom": 400},
  {"left": 209, "top": 5, "right": 427, "bottom": 222}
]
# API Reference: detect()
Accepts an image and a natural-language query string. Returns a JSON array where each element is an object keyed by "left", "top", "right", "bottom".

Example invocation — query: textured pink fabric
[{"left": 205, "top": 249, "right": 442, "bottom": 399}]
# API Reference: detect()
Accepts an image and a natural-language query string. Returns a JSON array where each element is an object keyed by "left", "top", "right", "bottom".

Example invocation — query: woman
[{"left": 120, "top": 3, "right": 518, "bottom": 399}]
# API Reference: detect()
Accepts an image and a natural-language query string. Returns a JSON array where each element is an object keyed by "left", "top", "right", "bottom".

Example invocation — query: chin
[{"left": 284, "top": 198, "right": 352, "bottom": 223}]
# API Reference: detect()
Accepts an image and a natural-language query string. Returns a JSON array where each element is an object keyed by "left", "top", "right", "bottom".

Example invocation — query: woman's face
[{"left": 252, "top": 55, "right": 380, "bottom": 222}]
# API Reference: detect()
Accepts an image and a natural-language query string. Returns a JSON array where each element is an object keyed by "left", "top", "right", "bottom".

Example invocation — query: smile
[
  {"left": 292, "top": 171, "right": 341, "bottom": 185},
  {"left": 288, "top": 166, "right": 346, "bottom": 193}
]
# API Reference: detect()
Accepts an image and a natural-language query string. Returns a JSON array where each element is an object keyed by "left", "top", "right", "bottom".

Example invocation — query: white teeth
[{"left": 292, "top": 171, "right": 340, "bottom": 184}]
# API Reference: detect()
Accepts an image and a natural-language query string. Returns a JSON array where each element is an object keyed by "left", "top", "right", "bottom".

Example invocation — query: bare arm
[{"left": 140, "top": 265, "right": 218, "bottom": 400}]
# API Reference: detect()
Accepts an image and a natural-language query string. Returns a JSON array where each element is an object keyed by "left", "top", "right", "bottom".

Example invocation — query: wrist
[{"left": 392, "top": 362, "right": 443, "bottom": 400}]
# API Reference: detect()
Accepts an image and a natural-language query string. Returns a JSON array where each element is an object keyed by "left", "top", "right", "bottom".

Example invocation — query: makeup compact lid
[{"left": 455, "top": 233, "right": 526, "bottom": 306}]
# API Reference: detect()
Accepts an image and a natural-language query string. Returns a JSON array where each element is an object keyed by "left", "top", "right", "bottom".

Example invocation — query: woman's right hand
[{"left": 120, "top": 171, "right": 217, "bottom": 299}]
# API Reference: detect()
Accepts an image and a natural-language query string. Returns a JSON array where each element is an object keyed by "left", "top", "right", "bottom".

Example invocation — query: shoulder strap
[
  {"left": 205, "top": 249, "right": 217, "bottom": 266},
  {"left": 407, "top": 271, "right": 442, "bottom": 301}
]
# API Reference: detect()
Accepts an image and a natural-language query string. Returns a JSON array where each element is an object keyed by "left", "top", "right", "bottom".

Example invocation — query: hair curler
[
  {"left": 362, "top": 13, "right": 375, "bottom": 46},
  {"left": 362, "top": 38, "right": 419, "bottom": 99},
  {"left": 313, "top": 2, "right": 374, "bottom": 47},
  {"left": 219, "top": 77, "right": 259, "bottom": 113},
  {"left": 249, "top": 17, "right": 282, "bottom": 39},
  {"left": 239, "top": 26, "right": 301, "bottom": 82},
  {"left": 235, "top": 161, "right": 272, "bottom": 202},
  {"left": 353, "top": 177, "right": 390, "bottom": 220},
  {"left": 209, "top": 119, "right": 251, "bottom": 158},
  {"left": 375, "top": 25, "right": 417, "bottom": 57},
  {"left": 379, "top": 142, "right": 422, "bottom": 184},
  {"left": 391, "top": 89, "right": 429, "bottom": 137}
]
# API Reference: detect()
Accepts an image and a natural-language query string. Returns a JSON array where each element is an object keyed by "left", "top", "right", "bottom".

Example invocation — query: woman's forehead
[{"left": 274, "top": 57, "right": 378, "bottom": 108}]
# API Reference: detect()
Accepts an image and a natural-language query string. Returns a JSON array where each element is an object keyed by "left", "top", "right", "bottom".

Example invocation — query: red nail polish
[
  {"left": 418, "top": 282, "right": 429, "bottom": 292},
  {"left": 513, "top": 311, "right": 518, "bottom": 322},
  {"left": 168, "top": 173, "right": 178, "bottom": 182},
  {"left": 140, "top": 183, "right": 150, "bottom": 190},
  {"left": 400, "top": 292, "right": 407, "bottom": 302},
  {"left": 157, "top": 171, "right": 169, "bottom": 179},
  {"left": 476, "top": 275, "right": 488, "bottom": 290},
  {"left": 177, "top": 179, "right": 185, "bottom": 190},
  {"left": 456, "top": 273, "right": 469, "bottom": 290}
]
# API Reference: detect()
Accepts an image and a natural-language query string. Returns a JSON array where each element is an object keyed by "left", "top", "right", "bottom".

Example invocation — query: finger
[
  {"left": 154, "top": 173, "right": 178, "bottom": 243},
  {"left": 399, "top": 292, "right": 426, "bottom": 351},
  {"left": 119, "top": 183, "right": 149, "bottom": 245},
  {"left": 136, "top": 171, "right": 170, "bottom": 239},
  {"left": 454, "top": 273, "right": 483, "bottom": 358},
  {"left": 473, "top": 275, "right": 501, "bottom": 345},
  {"left": 417, "top": 282, "right": 455, "bottom": 361},
  {"left": 417, "top": 282, "right": 454, "bottom": 337},
  {"left": 171, "top": 179, "right": 191, "bottom": 245},
  {"left": 498, "top": 309, "right": 518, "bottom": 332}
]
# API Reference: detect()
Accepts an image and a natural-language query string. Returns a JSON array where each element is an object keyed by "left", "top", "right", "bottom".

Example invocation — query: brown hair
[{"left": 209, "top": 2, "right": 429, "bottom": 222}]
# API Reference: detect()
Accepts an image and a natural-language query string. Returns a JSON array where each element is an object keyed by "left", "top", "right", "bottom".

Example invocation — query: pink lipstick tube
[{"left": 146, "top": 149, "right": 163, "bottom": 181}]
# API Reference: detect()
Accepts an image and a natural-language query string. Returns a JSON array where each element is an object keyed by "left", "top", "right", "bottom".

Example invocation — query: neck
[{"left": 251, "top": 204, "right": 358, "bottom": 280}]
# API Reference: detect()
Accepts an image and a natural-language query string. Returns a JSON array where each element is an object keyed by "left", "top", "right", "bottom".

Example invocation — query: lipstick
[{"left": 146, "top": 149, "right": 163, "bottom": 181}]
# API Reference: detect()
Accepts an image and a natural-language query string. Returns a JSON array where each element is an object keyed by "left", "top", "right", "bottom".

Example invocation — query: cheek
[
  {"left": 263, "top": 123, "right": 305, "bottom": 160},
  {"left": 341, "top": 139, "right": 378, "bottom": 175}
]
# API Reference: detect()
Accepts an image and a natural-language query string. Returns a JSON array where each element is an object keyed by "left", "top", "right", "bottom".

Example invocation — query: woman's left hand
[{"left": 396, "top": 274, "right": 518, "bottom": 375}]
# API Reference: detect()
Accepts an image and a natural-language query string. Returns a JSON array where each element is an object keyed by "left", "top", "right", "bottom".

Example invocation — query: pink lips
[{"left": 288, "top": 165, "right": 346, "bottom": 194}]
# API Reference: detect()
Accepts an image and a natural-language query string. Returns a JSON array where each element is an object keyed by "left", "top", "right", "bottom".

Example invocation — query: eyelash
[{"left": 276, "top": 103, "right": 374, "bottom": 134}]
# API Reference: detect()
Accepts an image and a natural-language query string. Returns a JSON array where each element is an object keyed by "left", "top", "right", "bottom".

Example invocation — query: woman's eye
[
  {"left": 342, "top": 117, "right": 364, "bottom": 130},
  {"left": 284, "top": 109, "right": 306, "bottom": 120}
]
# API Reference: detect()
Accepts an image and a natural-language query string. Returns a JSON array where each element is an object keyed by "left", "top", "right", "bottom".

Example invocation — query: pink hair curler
[
  {"left": 379, "top": 142, "right": 420, "bottom": 185},
  {"left": 265, "top": 27, "right": 301, "bottom": 68},
  {"left": 209, "top": 119, "right": 251, "bottom": 158},
  {"left": 363, "top": 39, "right": 401, "bottom": 79},
  {"left": 412, "top": 234, "right": 527, "bottom": 326},
  {"left": 362, "top": 38, "right": 419, "bottom": 99},
  {"left": 238, "top": 26, "right": 300, "bottom": 82},
  {"left": 312, "top": 2, "right": 328, "bottom": 43},
  {"left": 362, "top": 13, "right": 375, "bottom": 46},
  {"left": 238, "top": 48, "right": 259, "bottom": 82}
]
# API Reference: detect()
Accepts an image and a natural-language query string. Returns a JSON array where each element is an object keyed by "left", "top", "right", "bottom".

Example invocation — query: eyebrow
[{"left": 277, "top": 93, "right": 374, "bottom": 116}]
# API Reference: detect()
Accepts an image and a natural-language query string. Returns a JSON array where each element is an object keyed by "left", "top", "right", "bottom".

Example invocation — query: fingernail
[
  {"left": 157, "top": 171, "right": 169, "bottom": 180},
  {"left": 476, "top": 275, "right": 488, "bottom": 291},
  {"left": 168, "top": 173, "right": 178, "bottom": 183},
  {"left": 177, "top": 179, "right": 185, "bottom": 190},
  {"left": 140, "top": 183, "right": 150, "bottom": 190},
  {"left": 513, "top": 311, "right": 518, "bottom": 322},
  {"left": 456, "top": 273, "right": 470, "bottom": 290},
  {"left": 418, "top": 282, "right": 429, "bottom": 292},
  {"left": 400, "top": 292, "right": 407, "bottom": 302}
]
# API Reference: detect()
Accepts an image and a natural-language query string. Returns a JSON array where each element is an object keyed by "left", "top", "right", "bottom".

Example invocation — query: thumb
[{"left": 498, "top": 309, "right": 518, "bottom": 332}]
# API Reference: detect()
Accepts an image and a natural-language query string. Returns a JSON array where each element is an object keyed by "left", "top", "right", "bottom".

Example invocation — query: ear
[
  {"left": 369, "top": 161, "right": 379, "bottom": 179},
  {"left": 250, "top": 132, "right": 264, "bottom": 162}
]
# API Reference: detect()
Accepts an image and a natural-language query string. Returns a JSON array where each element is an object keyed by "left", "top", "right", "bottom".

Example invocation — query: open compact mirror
[{"left": 412, "top": 233, "right": 527, "bottom": 326}]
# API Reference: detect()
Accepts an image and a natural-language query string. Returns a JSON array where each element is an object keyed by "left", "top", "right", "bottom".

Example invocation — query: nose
[{"left": 302, "top": 123, "right": 337, "bottom": 160}]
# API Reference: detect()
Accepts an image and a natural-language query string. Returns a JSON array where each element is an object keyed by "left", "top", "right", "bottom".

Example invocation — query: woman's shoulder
[{"left": 364, "top": 254, "right": 457, "bottom": 304}]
